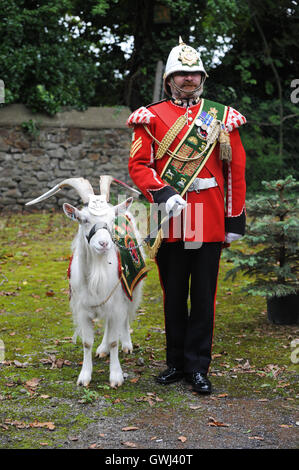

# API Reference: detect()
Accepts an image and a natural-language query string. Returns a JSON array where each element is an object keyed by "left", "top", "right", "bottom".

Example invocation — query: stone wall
[{"left": 0, "top": 105, "right": 134, "bottom": 211}]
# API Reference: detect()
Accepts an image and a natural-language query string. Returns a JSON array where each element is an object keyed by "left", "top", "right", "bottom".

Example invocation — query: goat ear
[
  {"left": 63, "top": 203, "right": 84, "bottom": 222},
  {"left": 114, "top": 197, "right": 133, "bottom": 215}
]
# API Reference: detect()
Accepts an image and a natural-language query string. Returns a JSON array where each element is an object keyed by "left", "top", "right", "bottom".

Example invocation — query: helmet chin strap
[{"left": 169, "top": 76, "right": 204, "bottom": 100}]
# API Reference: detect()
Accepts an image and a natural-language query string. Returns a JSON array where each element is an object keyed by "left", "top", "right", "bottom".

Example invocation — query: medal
[{"left": 195, "top": 110, "right": 215, "bottom": 139}]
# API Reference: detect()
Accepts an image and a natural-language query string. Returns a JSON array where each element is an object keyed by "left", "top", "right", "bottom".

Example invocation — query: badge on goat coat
[
  {"left": 114, "top": 214, "right": 148, "bottom": 301},
  {"left": 88, "top": 195, "right": 109, "bottom": 216}
]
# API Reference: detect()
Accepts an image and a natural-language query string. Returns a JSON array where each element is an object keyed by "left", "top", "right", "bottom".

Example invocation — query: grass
[{"left": 0, "top": 211, "right": 298, "bottom": 448}]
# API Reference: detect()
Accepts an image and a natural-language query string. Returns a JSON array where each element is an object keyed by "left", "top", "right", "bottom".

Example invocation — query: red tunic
[{"left": 127, "top": 99, "right": 246, "bottom": 243}]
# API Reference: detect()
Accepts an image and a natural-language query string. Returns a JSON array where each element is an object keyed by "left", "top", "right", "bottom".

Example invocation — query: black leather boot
[
  {"left": 185, "top": 371, "right": 212, "bottom": 394},
  {"left": 156, "top": 367, "right": 184, "bottom": 385}
]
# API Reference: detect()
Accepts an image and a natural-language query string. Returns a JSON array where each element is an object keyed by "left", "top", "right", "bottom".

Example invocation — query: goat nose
[{"left": 99, "top": 240, "right": 108, "bottom": 248}]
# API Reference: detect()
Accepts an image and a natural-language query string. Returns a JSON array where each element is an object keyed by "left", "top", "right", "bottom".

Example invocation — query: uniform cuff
[
  {"left": 225, "top": 209, "right": 246, "bottom": 235},
  {"left": 150, "top": 186, "right": 178, "bottom": 204}
]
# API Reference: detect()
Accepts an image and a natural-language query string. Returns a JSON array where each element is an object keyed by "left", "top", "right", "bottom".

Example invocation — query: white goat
[{"left": 26, "top": 176, "right": 145, "bottom": 387}]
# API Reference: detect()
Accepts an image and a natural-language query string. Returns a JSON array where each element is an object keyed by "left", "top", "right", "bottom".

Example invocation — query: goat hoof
[
  {"left": 77, "top": 380, "right": 90, "bottom": 387},
  {"left": 96, "top": 351, "right": 108, "bottom": 358},
  {"left": 122, "top": 343, "right": 133, "bottom": 354},
  {"left": 96, "top": 345, "right": 109, "bottom": 358},
  {"left": 77, "top": 372, "right": 91, "bottom": 387},
  {"left": 109, "top": 372, "right": 124, "bottom": 388},
  {"left": 110, "top": 381, "right": 123, "bottom": 388}
]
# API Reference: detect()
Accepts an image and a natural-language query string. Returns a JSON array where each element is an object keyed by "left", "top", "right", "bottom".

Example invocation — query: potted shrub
[{"left": 225, "top": 175, "right": 299, "bottom": 325}]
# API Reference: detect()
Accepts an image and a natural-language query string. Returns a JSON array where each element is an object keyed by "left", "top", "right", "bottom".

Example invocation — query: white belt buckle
[
  {"left": 194, "top": 179, "right": 201, "bottom": 193},
  {"left": 188, "top": 177, "right": 217, "bottom": 193},
  {"left": 188, "top": 179, "right": 200, "bottom": 193}
]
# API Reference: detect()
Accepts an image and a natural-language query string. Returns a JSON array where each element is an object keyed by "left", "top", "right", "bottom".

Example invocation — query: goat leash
[
  {"left": 111, "top": 209, "right": 176, "bottom": 252},
  {"left": 85, "top": 210, "right": 176, "bottom": 252}
]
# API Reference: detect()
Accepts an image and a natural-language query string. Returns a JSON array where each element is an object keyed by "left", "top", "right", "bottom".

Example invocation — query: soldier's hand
[{"left": 165, "top": 194, "right": 187, "bottom": 217}]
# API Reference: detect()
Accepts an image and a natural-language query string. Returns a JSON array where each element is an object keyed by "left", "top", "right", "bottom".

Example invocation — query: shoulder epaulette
[
  {"left": 225, "top": 106, "right": 246, "bottom": 132},
  {"left": 126, "top": 100, "right": 169, "bottom": 128},
  {"left": 126, "top": 106, "right": 156, "bottom": 127}
]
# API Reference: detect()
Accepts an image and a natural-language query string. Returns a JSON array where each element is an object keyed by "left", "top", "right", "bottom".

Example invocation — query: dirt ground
[
  {"left": 2, "top": 379, "right": 297, "bottom": 451},
  {"left": 62, "top": 388, "right": 298, "bottom": 450},
  {"left": 0, "top": 366, "right": 298, "bottom": 465}
]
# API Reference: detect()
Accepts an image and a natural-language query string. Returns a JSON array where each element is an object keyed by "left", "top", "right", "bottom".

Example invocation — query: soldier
[{"left": 127, "top": 38, "right": 246, "bottom": 394}]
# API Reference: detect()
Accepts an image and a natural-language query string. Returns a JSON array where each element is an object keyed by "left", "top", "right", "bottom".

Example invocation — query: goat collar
[{"left": 86, "top": 222, "right": 110, "bottom": 244}]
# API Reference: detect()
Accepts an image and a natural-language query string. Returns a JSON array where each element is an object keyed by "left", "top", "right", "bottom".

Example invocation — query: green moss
[{"left": 0, "top": 213, "right": 298, "bottom": 448}]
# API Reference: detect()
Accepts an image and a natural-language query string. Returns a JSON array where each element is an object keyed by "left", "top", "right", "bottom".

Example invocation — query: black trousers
[{"left": 156, "top": 241, "right": 222, "bottom": 374}]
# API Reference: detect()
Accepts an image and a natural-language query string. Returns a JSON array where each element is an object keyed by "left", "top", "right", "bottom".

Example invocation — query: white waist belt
[{"left": 187, "top": 177, "right": 218, "bottom": 193}]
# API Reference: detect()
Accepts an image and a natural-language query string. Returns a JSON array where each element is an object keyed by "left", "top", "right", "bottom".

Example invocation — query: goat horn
[
  {"left": 99, "top": 175, "right": 141, "bottom": 203},
  {"left": 26, "top": 177, "right": 94, "bottom": 206},
  {"left": 99, "top": 175, "right": 114, "bottom": 202}
]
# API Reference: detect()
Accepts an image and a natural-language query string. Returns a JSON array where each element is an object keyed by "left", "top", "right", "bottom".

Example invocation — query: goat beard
[{"left": 87, "top": 258, "right": 110, "bottom": 296}]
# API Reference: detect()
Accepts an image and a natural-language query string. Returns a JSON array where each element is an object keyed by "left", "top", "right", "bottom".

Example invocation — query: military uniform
[
  {"left": 128, "top": 99, "right": 246, "bottom": 243},
  {"left": 127, "top": 39, "right": 246, "bottom": 390}
]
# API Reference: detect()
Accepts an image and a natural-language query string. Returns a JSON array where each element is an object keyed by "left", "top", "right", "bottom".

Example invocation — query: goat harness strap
[
  {"left": 86, "top": 222, "right": 110, "bottom": 244},
  {"left": 69, "top": 215, "right": 148, "bottom": 303},
  {"left": 90, "top": 276, "right": 123, "bottom": 308}
]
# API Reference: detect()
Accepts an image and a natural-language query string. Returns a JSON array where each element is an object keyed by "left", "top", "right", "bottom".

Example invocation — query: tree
[
  {"left": 209, "top": 0, "right": 299, "bottom": 187},
  {"left": 225, "top": 175, "right": 299, "bottom": 299},
  {"left": 0, "top": 0, "right": 99, "bottom": 114},
  {"left": 0, "top": 0, "right": 298, "bottom": 190},
  {"left": 0, "top": 0, "right": 243, "bottom": 112}
]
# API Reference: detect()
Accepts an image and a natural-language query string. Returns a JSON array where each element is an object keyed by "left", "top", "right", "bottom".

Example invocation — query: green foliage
[
  {"left": 0, "top": 0, "right": 98, "bottom": 115},
  {"left": 92, "top": 0, "right": 118, "bottom": 15},
  {"left": 21, "top": 118, "right": 40, "bottom": 138},
  {"left": 0, "top": 0, "right": 298, "bottom": 188},
  {"left": 79, "top": 388, "right": 99, "bottom": 403},
  {"left": 225, "top": 176, "right": 299, "bottom": 299},
  {"left": 0, "top": 0, "right": 248, "bottom": 112},
  {"left": 208, "top": 0, "right": 299, "bottom": 189},
  {"left": 27, "top": 85, "right": 61, "bottom": 116}
]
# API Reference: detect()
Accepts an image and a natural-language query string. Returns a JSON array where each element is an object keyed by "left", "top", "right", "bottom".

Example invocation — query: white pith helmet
[{"left": 163, "top": 37, "right": 208, "bottom": 97}]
